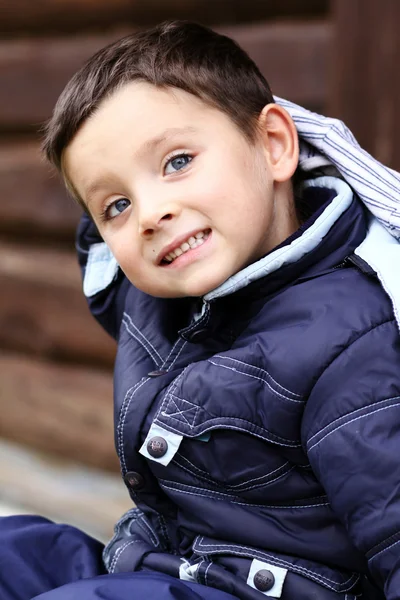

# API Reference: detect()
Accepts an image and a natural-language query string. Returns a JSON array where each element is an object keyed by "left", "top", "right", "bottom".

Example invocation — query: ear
[{"left": 257, "top": 103, "right": 299, "bottom": 183}]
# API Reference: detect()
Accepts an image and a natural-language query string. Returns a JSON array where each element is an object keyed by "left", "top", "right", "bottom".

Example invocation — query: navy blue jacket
[{"left": 75, "top": 176, "right": 400, "bottom": 600}]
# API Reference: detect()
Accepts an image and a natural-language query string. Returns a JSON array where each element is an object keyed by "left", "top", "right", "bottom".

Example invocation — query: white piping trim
[{"left": 204, "top": 176, "right": 353, "bottom": 301}]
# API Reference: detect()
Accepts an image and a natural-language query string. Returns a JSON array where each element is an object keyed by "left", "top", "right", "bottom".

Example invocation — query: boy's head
[{"left": 43, "top": 21, "right": 299, "bottom": 298}]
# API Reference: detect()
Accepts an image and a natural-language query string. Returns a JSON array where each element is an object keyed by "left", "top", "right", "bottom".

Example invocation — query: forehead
[
  {"left": 64, "top": 82, "right": 228, "bottom": 165},
  {"left": 69, "top": 82, "right": 226, "bottom": 153},
  {"left": 63, "top": 81, "right": 246, "bottom": 193}
]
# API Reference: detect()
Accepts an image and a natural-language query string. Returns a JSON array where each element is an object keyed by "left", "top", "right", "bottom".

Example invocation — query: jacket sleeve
[
  {"left": 303, "top": 318, "right": 400, "bottom": 599},
  {"left": 76, "top": 213, "right": 130, "bottom": 339}
]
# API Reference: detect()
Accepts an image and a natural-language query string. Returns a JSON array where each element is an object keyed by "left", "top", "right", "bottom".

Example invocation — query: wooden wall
[{"left": 4, "top": 0, "right": 397, "bottom": 473}]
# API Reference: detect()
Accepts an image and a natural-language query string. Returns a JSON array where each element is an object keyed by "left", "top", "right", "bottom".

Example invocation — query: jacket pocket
[{"left": 192, "top": 536, "right": 362, "bottom": 599}]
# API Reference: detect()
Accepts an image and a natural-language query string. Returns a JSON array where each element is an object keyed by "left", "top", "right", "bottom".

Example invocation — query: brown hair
[{"left": 43, "top": 20, "right": 274, "bottom": 173}]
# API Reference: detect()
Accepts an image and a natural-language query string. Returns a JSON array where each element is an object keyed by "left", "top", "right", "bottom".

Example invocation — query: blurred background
[{"left": 0, "top": 0, "right": 399, "bottom": 542}]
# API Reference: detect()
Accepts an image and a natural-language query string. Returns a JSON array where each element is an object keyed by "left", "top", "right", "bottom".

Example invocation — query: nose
[{"left": 139, "top": 201, "right": 181, "bottom": 238}]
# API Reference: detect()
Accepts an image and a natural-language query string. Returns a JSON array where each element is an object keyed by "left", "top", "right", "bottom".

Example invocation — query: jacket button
[
  {"left": 189, "top": 328, "right": 209, "bottom": 342},
  {"left": 253, "top": 569, "right": 275, "bottom": 592},
  {"left": 147, "top": 436, "right": 168, "bottom": 458},
  {"left": 147, "top": 370, "right": 167, "bottom": 377},
  {"left": 124, "top": 471, "right": 145, "bottom": 491}
]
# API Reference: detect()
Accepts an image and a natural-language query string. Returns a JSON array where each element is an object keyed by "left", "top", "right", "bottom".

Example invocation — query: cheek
[{"left": 104, "top": 235, "right": 140, "bottom": 272}]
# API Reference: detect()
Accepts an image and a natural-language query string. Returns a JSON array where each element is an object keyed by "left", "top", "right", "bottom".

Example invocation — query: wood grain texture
[
  {"left": 0, "top": 241, "right": 116, "bottom": 365},
  {"left": 0, "top": 351, "right": 118, "bottom": 470},
  {"left": 329, "top": 0, "right": 400, "bottom": 169},
  {"left": 0, "top": 141, "right": 78, "bottom": 237},
  {"left": 1, "top": 1, "right": 329, "bottom": 34},
  {"left": 0, "top": 21, "right": 331, "bottom": 130}
]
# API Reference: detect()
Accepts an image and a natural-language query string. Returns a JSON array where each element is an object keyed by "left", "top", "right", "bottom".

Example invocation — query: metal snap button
[
  {"left": 147, "top": 436, "right": 168, "bottom": 458},
  {"left": 253, "top": 569, "right": 275, "bottom": 592},
  {"left": 124, "top": 471, "right": 145, "bottom": 491}
]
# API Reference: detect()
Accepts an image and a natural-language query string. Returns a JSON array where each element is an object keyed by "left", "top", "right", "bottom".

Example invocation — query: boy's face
[{"left": 64, "top": 82, "right": 298, "bottom": 298}]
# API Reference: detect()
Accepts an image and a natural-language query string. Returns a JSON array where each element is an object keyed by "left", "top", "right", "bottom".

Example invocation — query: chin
[
  {"left": 183, "top": 274, "right": 230, "bottom": 298},
  {"left": 139, "top": 270, "right": 232, "bottom": 299}
]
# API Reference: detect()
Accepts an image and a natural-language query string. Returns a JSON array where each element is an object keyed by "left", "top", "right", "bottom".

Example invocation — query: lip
[
  {"left": 161, "top": 231, "right": 212, "bottom": 269},
  {"left": 156, "top": 228, "right": 210, "bottom": 265}
]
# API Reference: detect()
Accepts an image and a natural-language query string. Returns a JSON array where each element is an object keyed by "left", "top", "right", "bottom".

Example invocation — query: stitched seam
[
  {"left": 206, "top": 190, "right": 351, "bottom": 300},
  {"left": 307, "top": 318, "right": 394, "bottom": 400},
  {"left": 367, "top": 529, "right": 400, "bottom": 558},
  {"left": 308, "top": 395, "right": 400, "bottom": 446},
  {"left": 158, "top": 515, "right": 171, "bottom": 551},
  {"left": 172, "top": 456, "right": 219, "bottom": 487},
  {"left": 117, "top": 377, "right": 150, "bottom": 472},
  {"left": 124, "top": 312, "right": 163, "bottom": 363},
  {"left": 107, "top": 507, "right": 138, "bottom": 546},
  {"left": 229, "top": 462, "right": 290, "bottom": 489},
  {"left": 174, "top": 454, "right": 292, "bottom": 491},
  {"left": 156, "top": 417, "right": 300, "bottom": 447},
  {"left": 160, "top": 480, "right": 234, "bottom": 499},
  {"left": 213, "top": 355, "right": 302, "bottom": 398},
  {"left": 166, "top": 396, "right": 192, "bottom": 427},
  {"left": 195, "top": 538, "right": 357, "bottom": 591},
  {"left": 164, "top": 395, "right": 200, "bottom": 427},
  {"left": 162, "top": 337, "right": 185, "bottom": 369},
  {"left": 308, "top": 401, "right": 400, "bottom": 453},
  {"left": 103, "top": 508, "right": 139, "bottom": 568},
  {"left": 227, "top": 465, "right": 296, "bottom": 493},
  {"left": 116, "top": 381, "right": 142, "bottom": 468},
  {"left": 160, "top": 481, "right": 328, "bottom": 509},
  {"left": 155, "top": 368, "right": 188, "bottom": 422},
  {"left": 172, "top": 458, "right": 294, "bottom": 493},
  {"left": 204, "top": 561, "right": 212, "bottom": 586},
  {"left": 184, "top": 307, "right": 211, "bottom": 335},
  {"left": 368, "top": 531, "right": 400, "bottom": 562},
  {"left": 136, "top": 516, "right": 159, "bottom": 547},
  {"left": 122, "top": 319, "right": 162, "bottom": 367},
  {"left": 167, "top": 339, "right": 188, "bottom": 371},
  {"left": 161, "top": 482, "right": 253, "bottom": 506},
  {"left": 173, "top": 454, "right": 217, "bottom": 485},
  {"left": 109, "top": 539, "right": 142, "bottom": 574},
  {"left": 208, "top": 359, "right": 303, "bottom": 404}
]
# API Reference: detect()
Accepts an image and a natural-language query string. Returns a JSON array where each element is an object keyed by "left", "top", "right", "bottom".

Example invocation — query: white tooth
[
  {"left": 175, "top": 248, "right": 183, "bottom": 256},
  {"left": 196, "top": 237, "right": 205, "bottom": 245},
  {"left": 164, "top": 255, "right": 173, "bottom": 262},
  {"left": 181, "top": 242, "right": 190, "bottom": 252},
  {"left": 188, "top": 236, "right": 196, "bottom": 247},
  {"left": 169, "top": 251, "right": 177, "bottom": 259},
  {"left": 195, "top": 231, "right": 204, "bottom": 239}
]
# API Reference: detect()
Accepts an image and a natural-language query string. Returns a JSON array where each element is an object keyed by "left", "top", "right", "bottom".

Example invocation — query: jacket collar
[{"left": 204, "top": 176, "right": 365, "bottom": 304}]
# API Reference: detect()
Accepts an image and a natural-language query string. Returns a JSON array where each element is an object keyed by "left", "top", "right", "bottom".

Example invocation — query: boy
[{"left": 12, "top": 20, "right": 400, "bottom": 600}]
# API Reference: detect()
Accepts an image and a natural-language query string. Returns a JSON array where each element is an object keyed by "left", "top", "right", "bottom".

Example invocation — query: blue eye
[
  {"left": 107, "top": 198, "right": 130, "bottom": 219},
  {"left": 164, "top": 153, "right": 192, "bottom": 175}
]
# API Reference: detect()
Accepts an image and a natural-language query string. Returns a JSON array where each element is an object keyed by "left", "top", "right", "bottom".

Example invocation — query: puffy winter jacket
[{"left": 77, "top": 174, "right": 400, "bottom": 600}]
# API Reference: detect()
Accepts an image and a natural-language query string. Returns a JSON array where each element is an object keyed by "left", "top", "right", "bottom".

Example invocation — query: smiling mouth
[{"left": 161, "top": 229, "right": 211, "bottom": 265}]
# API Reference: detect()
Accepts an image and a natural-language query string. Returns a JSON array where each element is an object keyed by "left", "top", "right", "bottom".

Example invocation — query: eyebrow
[
  {"left": 85, "top": 126, "right": 198, "bottom": 205},
  {"left": 85, "top": 175, "right": 120, "bottom": 208},
  {"left": 138, "top": 126, "right": 198, "bottom": 156}
]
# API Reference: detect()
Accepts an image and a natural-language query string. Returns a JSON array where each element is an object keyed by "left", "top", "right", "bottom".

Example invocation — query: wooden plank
[
  {"left": 220, "top": 21, "right": 331, "bottom": 112},
  {"left": 0, "top": 241, "right": 116, "bottom": 366},
  {"left": 0, "top": 351, "right": 118, "bottom": 471},
  {"left": 0, "top": 21, "right": 331, "bottom": 130},
  {"left": 0, "top": 439, "right": 131, "bottom": 541},
  {"left": 2, "top": 1, "right": 328, "bottom": 34},
  {"left": 329, "top": 0, "right": 400, "bottom": 169},
  {"left": 0, "top": 141, "right": 78, "bottom": 238}
]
